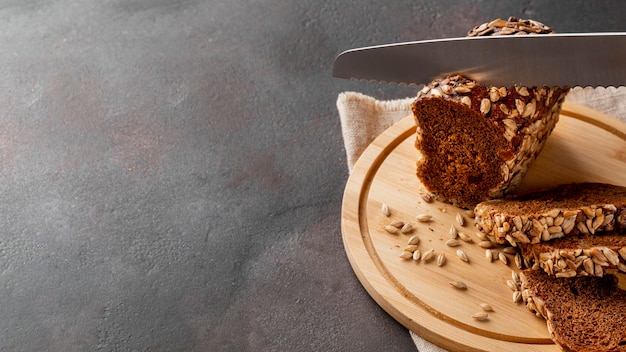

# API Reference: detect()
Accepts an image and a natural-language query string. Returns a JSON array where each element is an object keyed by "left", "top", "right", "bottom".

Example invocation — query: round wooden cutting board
[{"left": 341, "top": 102, "right": 626, "bottom": 352}]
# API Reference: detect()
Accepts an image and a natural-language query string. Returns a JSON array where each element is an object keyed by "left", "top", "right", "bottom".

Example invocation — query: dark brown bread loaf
[
  {"left": 474, "top": 183, "right": 626, "bottom": 245},
  {"left": 412, "top": 75, "right": 568, "bottom": 208},
  {"left": 521, "top": 233, "right": 626, "bottom": 278},
  {"left": 411, "top": 17, "right": 568, "bottom": 209},
  {"left": 520, "top": 269, "right": 626, "bottom": 352}
]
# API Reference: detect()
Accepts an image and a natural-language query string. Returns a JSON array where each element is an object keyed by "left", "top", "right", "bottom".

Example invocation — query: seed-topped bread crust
[
  {"left": 520, "top": 269, "right": 626, "bottom": 352},
  {"left": 474, "top": 183, "right": 626, "bottom": 245},
  {"left": 412, "top": 75, "right": 568, "bottom": 208},
  {"left": 522, "top": 233, "right": 626, "bottom": 278},
  {"left": 467, "top": 16, "right": 554, "bottom": 37}
]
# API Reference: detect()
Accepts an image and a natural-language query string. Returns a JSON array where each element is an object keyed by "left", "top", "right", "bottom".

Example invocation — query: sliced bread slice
[
  {"left": 474, "top": 182, "right": 626, "bottom": 245},
  {"left": 521, "top": 233, "right": 626, "bottom": 278},
  {"left": 520, "top": 269, "right": 626, "bottom": 352}
]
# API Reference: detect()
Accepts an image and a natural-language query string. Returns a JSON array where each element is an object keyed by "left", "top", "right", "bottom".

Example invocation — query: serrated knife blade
[{"left": 332, "top": 33, "right": 626, "bottom": 87}]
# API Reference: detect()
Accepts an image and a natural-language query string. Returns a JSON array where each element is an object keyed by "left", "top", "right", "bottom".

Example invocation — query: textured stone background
[{"left": 0, "top": 1, "right": 623, "bottom": 351}]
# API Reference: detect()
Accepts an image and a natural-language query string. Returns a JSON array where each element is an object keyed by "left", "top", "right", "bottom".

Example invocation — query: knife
[{"left": 332, "top": 33, "right": 626, "bottom": 87}]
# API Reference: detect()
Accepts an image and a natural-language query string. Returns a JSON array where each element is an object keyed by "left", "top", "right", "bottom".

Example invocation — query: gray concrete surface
[{"left": 0, "top": 1, "right": 622, "bottom": 351}]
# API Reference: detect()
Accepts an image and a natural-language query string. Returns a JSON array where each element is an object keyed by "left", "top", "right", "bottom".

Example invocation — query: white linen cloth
[{"left": 336, "top": 86, "right": 626, "bottom": 351}]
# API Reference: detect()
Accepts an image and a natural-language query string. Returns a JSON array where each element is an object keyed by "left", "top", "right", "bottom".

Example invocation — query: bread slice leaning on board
[{"left": 520, "top": 269, "right": 626, "bottom": 352}]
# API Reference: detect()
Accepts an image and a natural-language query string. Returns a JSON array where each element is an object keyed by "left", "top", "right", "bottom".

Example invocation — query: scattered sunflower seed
[
  {"left": 485, "top": 249, "right": 494, "bottom": 262},
  {"left": 407, "top": 235, "right": 420, "bottom": 246},
  {"left": 458, "top": 232, "right": 473, "bottom": 243},
  {"left": 422, "top": 248, "right": 436, "bottom": 263},
  {"left": 478, "top": 240, "right": 494, "bottom": 249},
  {"left": 404, "top": 245, "right": 419, "bottom": 252},
  {"left": 499, "top": 252, "right": 509, "bottom": 265},
  {"left": 449, "top": 225, "right": 458, "bottom": 239},
  {"left": 399, "top": 251, "right": 413, "bottom": 259},
  {"left": 472, "top": 312, "right": 489, "bottom": 321},
  {"left": 449, "top": 281, "right": 467, "bottom": 290},
  {"left": 384, "top": 225, "right": 398, "bottom": 234},
  {"left": 382, "top": 203, "right": 391, "bottom": 217},
  {"left": 400, "top": 223, "right": 414, "bottom": 234},
  {"left": 513, "top": 290, "right": 522, "bottom": 303},
  {"left": 445, "top": 239, "right": 461, "bottom": 247},
  {"left": 506, "top": 279, "right": 518, "bottom": 291},
  {"left": 456, "top": 249, "right": 469, "bottom": 262},
  {"left": 412, "top": 249, "right": 421, "bottom": 261},
  {"left": 511, "top": 270, "right": 520, "bottom": 284},
  {"left": 456, "top": 213, "right": 465, "bottom": 227},
  {"left": 479, "top": 303, "right": 494, "bottom": 312},
  {"left": 389, "top": 220, "right": 404, "bottom": 228},
  {"left": 475, "top": 232, "right": 488, "bottom": 241},
  {"left": 437, "top": 253, "right": 446, "bottom": 267},
  {"left": 416, "top": 214, "right": 432, "bottom": 222},
  {"left": 420, "top": 193, "right": 434, "bottom": 203}
]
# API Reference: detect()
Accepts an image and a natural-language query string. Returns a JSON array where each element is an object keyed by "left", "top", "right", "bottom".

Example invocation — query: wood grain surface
[{"left": 341, "top": 102, "right": 626, "bottom": 352}]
